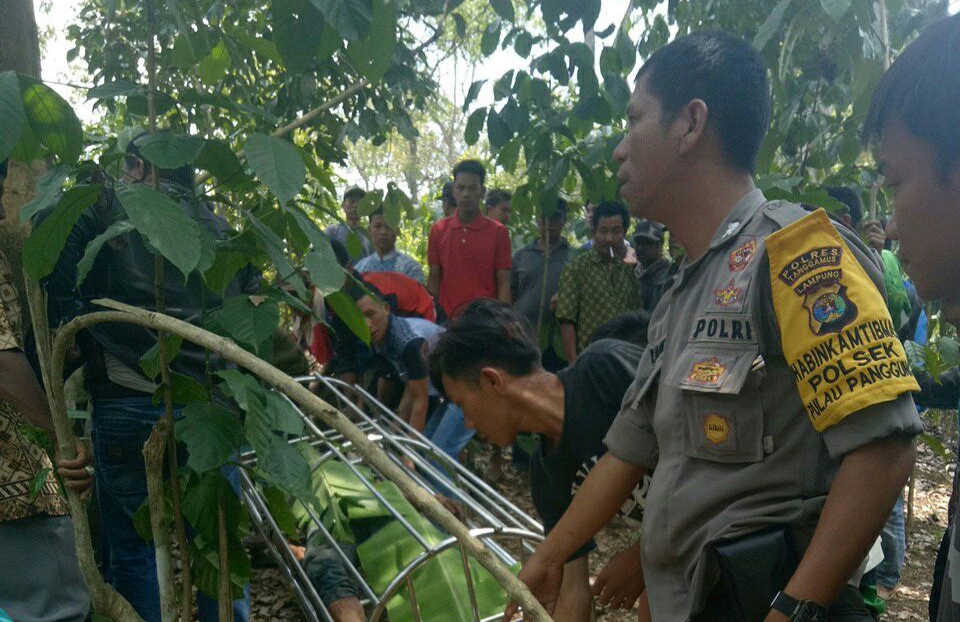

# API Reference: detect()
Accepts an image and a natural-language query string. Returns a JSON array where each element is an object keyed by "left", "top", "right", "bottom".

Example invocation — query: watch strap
[{"left": 770, "top": 591, "right": 800, "bottom": 618}]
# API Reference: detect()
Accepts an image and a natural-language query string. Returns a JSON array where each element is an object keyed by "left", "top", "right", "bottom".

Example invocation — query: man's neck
[
  {"left": 376, "top": 248, "right": 395, "bottom": 259},
  {"left": 506, "top": 370, "right": 565, "bottom": 444},
  {"left": 665, "top": 168, "right": 756, "bottom": 263},
  {"left": 458, "top": 207, "right": 481, "bottom": 224},
  {"left": 537, "top": 236, "right": 562, "bottom": 251},
  {"left": 347, "top": 219, "right": 360, "bottom": 229}
]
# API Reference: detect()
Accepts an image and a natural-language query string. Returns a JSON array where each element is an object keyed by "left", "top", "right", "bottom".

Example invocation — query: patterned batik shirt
[
  {"left": 555, "top": 248, "right": 642, "bottom": 353},
  {"left": 0, "top": 252, "right": 68, "bottom": 522}
]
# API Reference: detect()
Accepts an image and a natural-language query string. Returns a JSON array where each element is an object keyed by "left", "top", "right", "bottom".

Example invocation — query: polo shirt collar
[
  {"left": 453, "top": 212, "right": 489, "bottom": 231},
  {"left": 375, "top": 249, "right": 399, "bottom": 262}
]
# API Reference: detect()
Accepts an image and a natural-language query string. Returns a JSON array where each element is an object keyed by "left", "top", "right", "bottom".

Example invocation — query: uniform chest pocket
[{"left": 667, "top": 346, "right": 765, "bottom": 464}]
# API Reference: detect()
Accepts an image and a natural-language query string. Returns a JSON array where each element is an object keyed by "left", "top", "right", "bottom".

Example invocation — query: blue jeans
[
  {"left": 877, "top": 494, "right": 906, "bottom": 588},
  {"left": 423, "top": 401, "right": 475, "bottom": 462},
  {"left": 91, "top": 396, "right": 250, "bottom": 622}
]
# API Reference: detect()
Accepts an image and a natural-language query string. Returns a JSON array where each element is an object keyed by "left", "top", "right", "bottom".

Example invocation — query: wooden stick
[
  {"left": 144, "top": 418, "right": 178, "bottom": 622},
  {"left": 48, "top": 299, "right": 554, "bottom": 622}
]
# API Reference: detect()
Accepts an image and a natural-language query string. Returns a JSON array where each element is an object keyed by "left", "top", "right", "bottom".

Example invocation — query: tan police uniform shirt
[{"left": 603, "top": 190, "right": 922, "bottom": 621}]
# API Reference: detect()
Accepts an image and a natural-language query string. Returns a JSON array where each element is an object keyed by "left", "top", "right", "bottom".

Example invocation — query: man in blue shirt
[{"left": 354, "top": 208, "right": 425, "bottom": 284}]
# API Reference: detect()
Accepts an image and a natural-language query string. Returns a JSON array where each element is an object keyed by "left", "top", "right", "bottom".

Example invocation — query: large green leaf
[
  {"left": 138, "top": 333, "right": 184, "bottom": 381},
  {"left": 753, "top": 0, "right": 794, "bottom": 51},
  {"left": 136, "top": 132, "right": 206, "bottom": 169},
  {"left": 246, "top": 211, "right": 308, "bottom": 297},
  {"left": 22, "top": 184, "right": 103, "bottom": 280},
  {"left": 356, "top": 189, "right": 384, "bottom": 216},
  {"left": 309, "top": 0, "right": 371, "bottom": 41},
  {"left": 820, "top": 0, "right": 851, "bottom": 21},
  {"left": 204, "top": 248, "right": 253, "bottom": 295},
  {"left": 465, "top": 108, "right": 487, "bottom": 146},
  {"left": 480, "top": 22, "right": 501, "bottom": 57},
  {"left": 0, "top": 71, "right": 25, "bottom": 163},
  {"left": 19, "top": 78, "right": 83, "bottom": 164},
  {"left": 198, "top": 40, "right": 232, "bottom": 85},
  {"left": 213, "top": 295, "right": 280, "bottom": 355},
  {"left": 325, "top": 290, "right": 371, "bottom": 345},
  {"left": 86, "top": 79, "right": 141, "bottom": 100},
  {"left": 489, "top": 0, "right": 515, "bottom": 22},
  {"left": 19, "top": 164, "right": 70, "bottom": 224},
  {"left": 75, "top": 220, "right": 135, "bottom": 286},
  {"left": 175, "top": 402, "right": 244, "bottom": 473},
  {"left": 272, "top": 0, "right": 327, "bottom": 72},
  {"left": 346, "top": 0, "right": 397, "bottom": 82},
  {"left": 304, "top": 250, "right": 346, "bottom": 297},
  {"left": 195, "top": 139, "right": 248, "bottom": 189},
  {"left": 244, "top": 133, "right": 305, "bottom": 205},
  {"left": 117, "top": 184, "right": 204, "bottom": 279},
  {"left": 151, "top": 372, "right": 209, "bottom": 406},
  {"left": 486, "top": 109, "right": 511, "bottom": 149}
]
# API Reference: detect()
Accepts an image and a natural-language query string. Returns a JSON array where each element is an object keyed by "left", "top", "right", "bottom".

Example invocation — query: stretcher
[{"left": 239, "top": 374, "right": 545, "bottom": 622}]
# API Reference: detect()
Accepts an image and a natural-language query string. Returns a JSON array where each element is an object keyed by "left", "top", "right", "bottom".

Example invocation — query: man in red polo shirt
[{"left": 427, "top": 159, "right": 512, "bottom": 320}]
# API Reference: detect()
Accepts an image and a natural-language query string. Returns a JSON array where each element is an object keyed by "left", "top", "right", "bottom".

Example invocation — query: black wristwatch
[{"left": 770, "top": 591, "right": 828, "bottom": 622}]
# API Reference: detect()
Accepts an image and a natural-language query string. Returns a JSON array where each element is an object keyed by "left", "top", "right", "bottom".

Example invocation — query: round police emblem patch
[{"left": 812, "top": 292, "right": 847, "bottom": 324}]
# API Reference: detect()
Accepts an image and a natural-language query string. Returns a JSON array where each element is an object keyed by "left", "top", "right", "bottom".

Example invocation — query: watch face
[{"left": 795, "top": 602, "right": 829, "bottom": 622}]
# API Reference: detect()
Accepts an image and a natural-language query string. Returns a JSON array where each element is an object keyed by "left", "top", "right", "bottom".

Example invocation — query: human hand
[
  {"left": 56, "top": 438, "right": 93, "bottom": 498},
  {"left": 762, "top": 609, "right": 790, "bottom": 622},
  {"left": 859, "top": 219, "right": 886, "bottom": 252},
  {"left": 502, "top": 549, "right": 564, "bottom": 621},
  {"left": 591, "top": 544, "right": 645, "bottom": 610},
  {"left": 550, "top": 293, "right": 559, "bottom": 313}
]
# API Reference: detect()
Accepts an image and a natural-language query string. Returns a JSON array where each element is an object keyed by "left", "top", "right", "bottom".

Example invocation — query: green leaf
[
  {"left": 19, "top": 164, "right": 70, "bottom": 224},
  {"left": 0, "top": 71, "right": 25, "bottom": 163},
  {"left": 19, "top": 78, "right": 83, "bottom": 164},
  {"left": 325, "top": 290, "right": 370, "bottom": 345},
  {"left": 754, "top": 0, "right": 794, "bottom": 51},
  {"left": 820, "top": 0, "right": 851, "bottom": 21},
  {"left": 304, "top": 250, "right": 346, "bottom": 297},
  {"left": 263, "top": 391, "right": 305, "bottom": 436},
  {"left": 246, "top": 211, "right": 307, "bottom": 297},
  {"left": 197, "top": 40, "right": 232, "bottom": 85},
  {"left": 489, "top": 0, "right": 515, "bottom": 22},
  {"left": 86, "top": 79, "right": 141, "bottom": 100},
  {"left": 465, "top": 107, "right": 487, "bottom": 146},
  {"left": 514, "top": 31, "right": 533, "bottom": 57},
  {"left": 244, "top": 133, "right": 306, "bottom": 206},
  {"left": 191, "top": 533, "right": 250, "bottom": 601},
  {"left": 116, "top": 185, "right": 204, "bottom": 279},
  {"left": 171, "top": 34, "right": 197, "bottom": 69},
  {"left": 940, "top": 337, "right": 960, "bottom": 368},
  {"left": 76, "top": 221, "right": 136, "bottom": 286},
  {"left": 195, "top": 139, "right": 248, "bottom": 189},
  {"left": 356, "top": 189, "right": 385, "bottom": 216},
  {"left": 22, "top": 185, "right": 103, "bottom": 281},
  {"left": 463, "top": 80, "right": 486, "bottom": 111},
  {"left": 138, "top": 333, "right": 184, "bottom": 381},
  {"left": 204, "top": 248, "right": 252, "bottom": 296},
  {"left": 383, "top": 185, "right": 405, "bottom": 229},
  {"left": 346, "top": 0, "right": 397, "bottom": 82},
  {"left": 839, "top": 133, "right": 862, "bottom": 166},
  {"left": 261, "top": 484, "right": 300, "bottom": 539},
  {"left": 136, "top": 132, "right": 206, "bottom": 169},
  {"left": 249, "top": 428, "right": 313, "bottom": 504},
  {"left": 214, "top": 295, "right": 280, "bottom": 355},
  {"left": 480, "top": 22, "right": 501, "bottom": 57},
  {"left": 497, "top": 139, "right": 521, "bottom": 173},
  {"left": 151, "top": 372, "right": 209, "bottom": 406},
  {"left": 175, "top": 402, "right": 243, "bottom": 473},
  {"left": 272, "top": 0, "right": 328, "bottom": 72},
  {"left": 486, "top": 109, "right": 511, "bottom": 149}
]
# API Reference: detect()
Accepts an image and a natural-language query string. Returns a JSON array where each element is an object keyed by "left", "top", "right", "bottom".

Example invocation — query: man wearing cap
[
  {"left": 632, "top": 219, "right": 675, "bottom": 316},
  {"left": 508, "top": 31, "right": 921, "bottom": 622},
  {"left": 326, "top": 187, "right": 374, "bottom": 263}
]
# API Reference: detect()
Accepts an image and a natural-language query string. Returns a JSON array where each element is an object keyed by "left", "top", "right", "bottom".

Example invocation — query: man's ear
[
  {"left": 675, "top": 98, "right": 709, "bottom": 156},
  {"left": 479, "top": 367, "right": 506, "bottom": 394}
]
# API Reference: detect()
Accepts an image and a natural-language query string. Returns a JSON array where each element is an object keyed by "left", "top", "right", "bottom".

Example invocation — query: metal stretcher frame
[{"left": 239, "top": 374, "right": 545, "bottom": 622}]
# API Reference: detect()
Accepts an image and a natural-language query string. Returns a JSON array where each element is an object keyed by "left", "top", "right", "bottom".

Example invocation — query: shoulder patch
[
  {"left": 760, "top": 200, "right": 809, "bottom": 229},
  {"left": 765, "top": 209, "right": 918, "bottom": 432}
]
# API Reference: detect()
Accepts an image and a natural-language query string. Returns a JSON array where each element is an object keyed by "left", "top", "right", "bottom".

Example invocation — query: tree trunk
[{"left": 0, "top": 0, "right": 44, "bottom": 329}]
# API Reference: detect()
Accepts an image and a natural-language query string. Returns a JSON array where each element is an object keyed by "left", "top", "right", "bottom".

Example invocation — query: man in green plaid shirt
[{"left": 557, "top": 201, "right": 641, "bottom": 361}]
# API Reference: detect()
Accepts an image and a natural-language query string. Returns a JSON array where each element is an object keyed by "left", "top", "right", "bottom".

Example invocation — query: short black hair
[
  {"left": 430, "top": 299, "right": 541, "bottom": 390},
  {"left": 452, "top": 159, "right": 486, "bottom": 186},
  {"left": 343, "top": 187, "right": 366, "bottom": 201},
  {"left": 636, "top": 30, "right": 770, "bottom": 174},
  {"left": 825, "top": 186, "right": 863, "bottom": 228},
  {"left": 125, "top": 131, "right": 195, "bottom": 187},
  {"left": 485, "top": 188, "right": 512, "bottom": 208},
  {"left": 592, "top": 200, "right": 630, "bottom": 230},
  {"left": 542, "top": 198, "right": 568, "bottom": 222},
  {"left": 588, "top": 311, "right": 651, "bottom": 347},
  {"left": 864, "top": 14, "right": 960, "bottom": 179}
]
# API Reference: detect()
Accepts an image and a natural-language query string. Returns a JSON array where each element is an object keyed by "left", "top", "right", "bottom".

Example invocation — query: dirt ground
[{"left": 250, "top": 426, "right": 955, "bottom": 622}]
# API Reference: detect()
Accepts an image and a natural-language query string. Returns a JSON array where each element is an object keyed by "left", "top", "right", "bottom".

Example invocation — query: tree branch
[
  {"left": 47, "top": 299, "right": 554, "bottom": 622},
  {"left": 144, "top": 418, "right": 178, "bottom": 622}
]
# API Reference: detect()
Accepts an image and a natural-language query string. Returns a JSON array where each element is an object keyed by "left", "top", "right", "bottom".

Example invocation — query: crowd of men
[{"left": 1, "top": 12, "right": 960, "bottom": 622}]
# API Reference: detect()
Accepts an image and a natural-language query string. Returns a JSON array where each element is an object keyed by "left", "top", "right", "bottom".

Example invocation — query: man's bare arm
[
  {"left": 496, "top": 269, "right": 512, "bottom": 304},
  {"left": 765, "top": 438, "right": 915, "bottom": 619},
  {"left": 428, "top": 264, "right": 442, "bottom": 299}
]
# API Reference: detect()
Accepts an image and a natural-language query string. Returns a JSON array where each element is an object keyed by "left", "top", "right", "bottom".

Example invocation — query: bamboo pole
[{"left": 45, "top": 299, "right": 553, "bottom": 622}]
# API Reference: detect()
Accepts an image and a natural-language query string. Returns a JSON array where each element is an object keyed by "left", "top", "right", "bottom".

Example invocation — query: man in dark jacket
[{"left": 41, "top": 133, "right": 257, "bottom": 622}]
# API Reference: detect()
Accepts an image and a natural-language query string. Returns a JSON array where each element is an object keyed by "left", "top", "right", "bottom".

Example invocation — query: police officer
[
  {"left": 632, "top": 219, "right": 674, "bottom": 316},
  {"left": 505, "top": 31, "right": 922, "bottom": 622}
]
